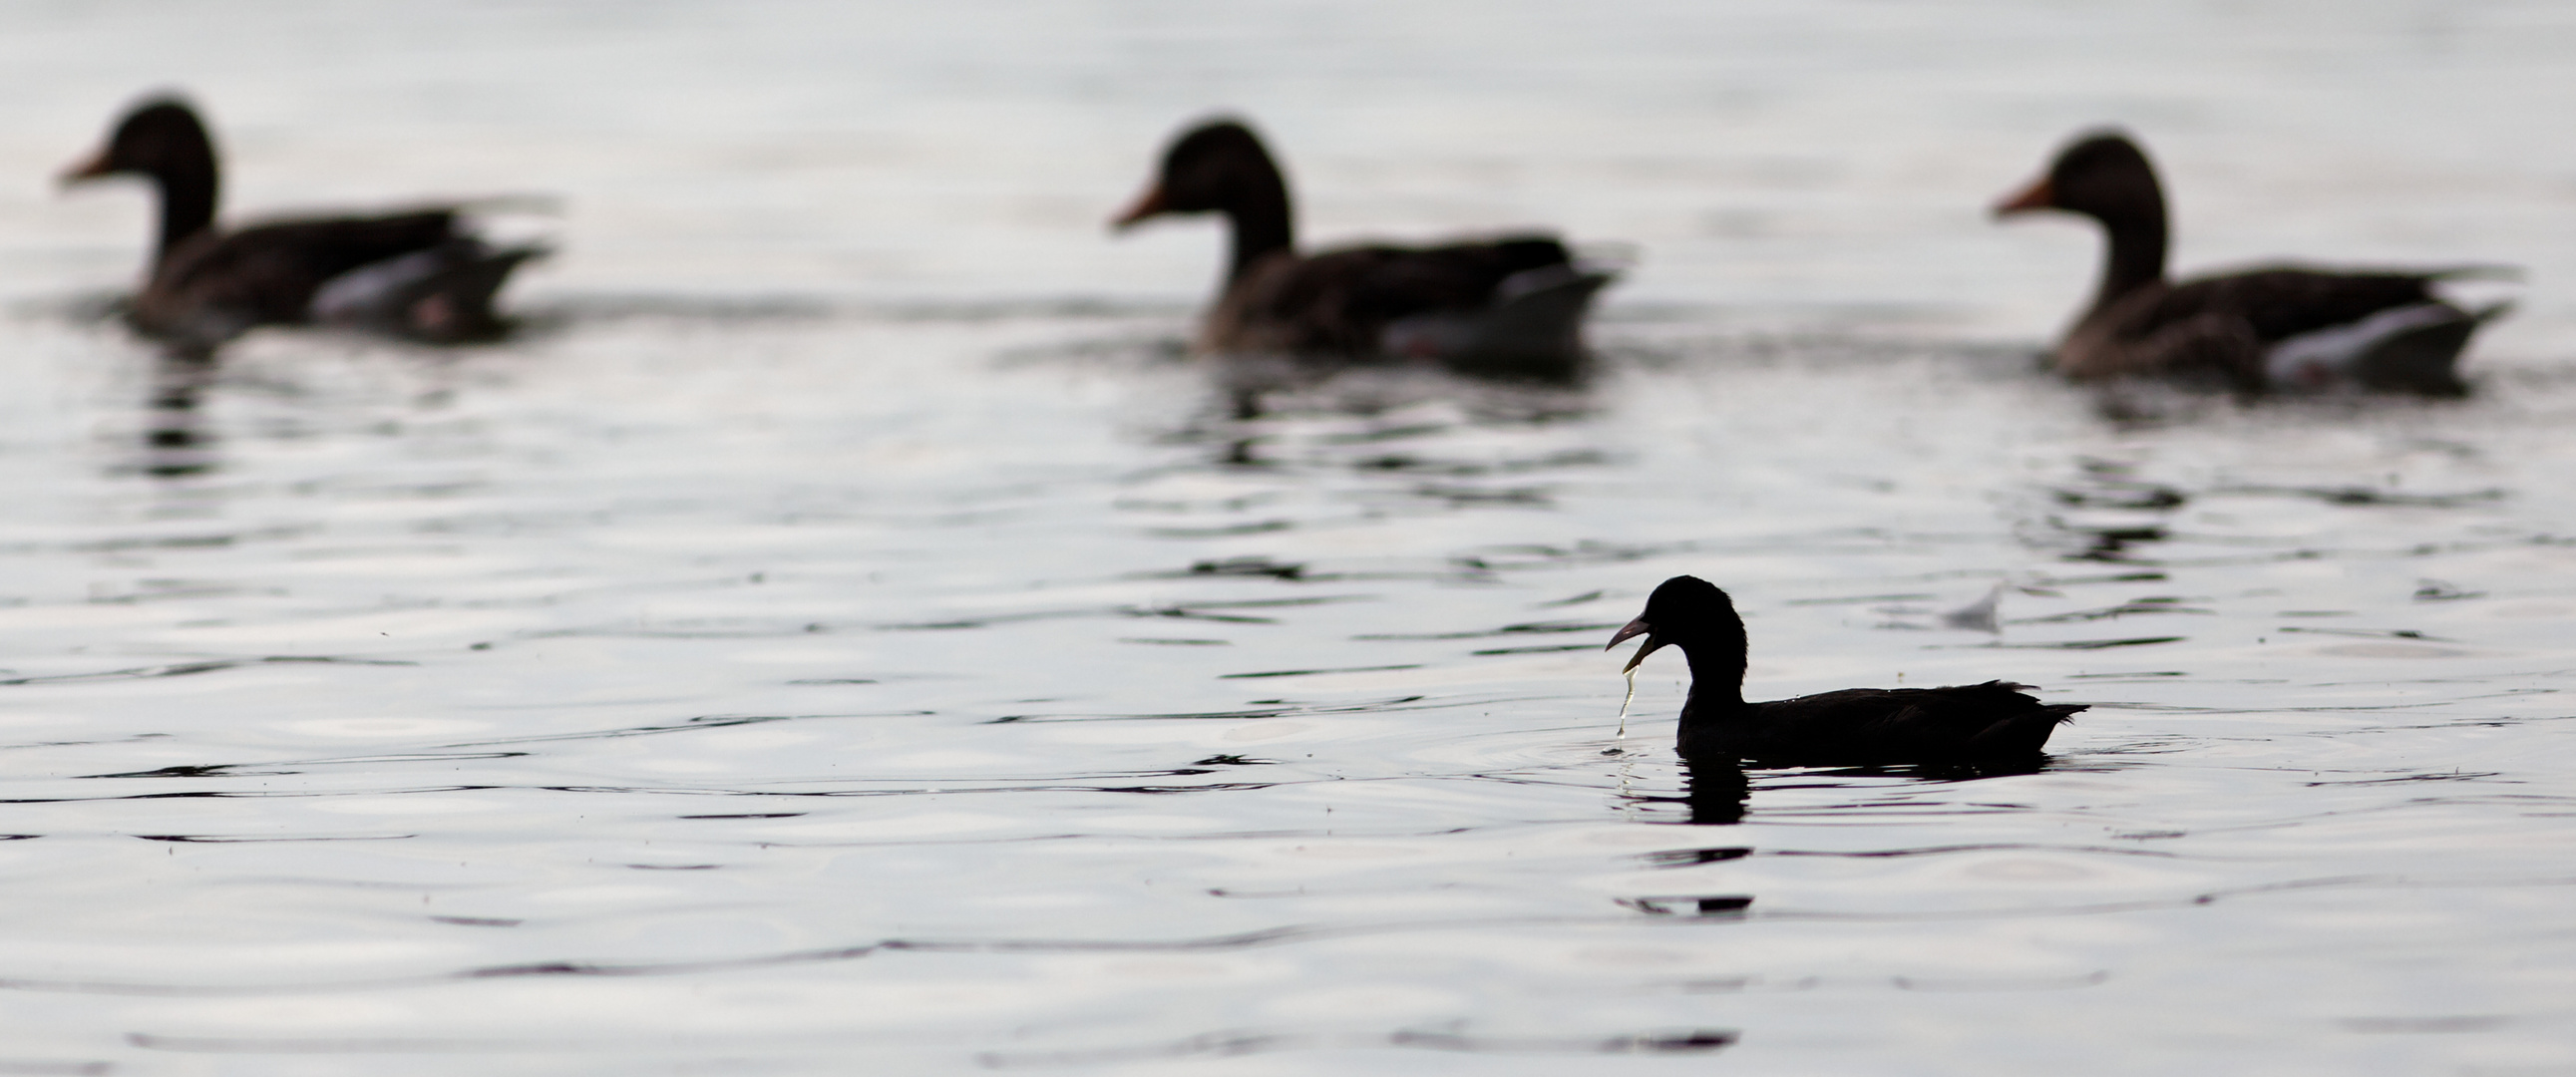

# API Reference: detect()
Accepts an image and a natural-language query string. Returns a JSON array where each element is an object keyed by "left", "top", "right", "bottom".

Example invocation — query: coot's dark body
[
  {"left": 1674, "top": 680, "right": 2072, "bottom": 766},
  {"left": 1610, "top": 575, "right": 2081, "bottom": 767}
]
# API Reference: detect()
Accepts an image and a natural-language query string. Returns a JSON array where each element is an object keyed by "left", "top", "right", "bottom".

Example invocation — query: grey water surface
[{"left": 1, "top": 1, "right": 2574, "bottom": 1074}]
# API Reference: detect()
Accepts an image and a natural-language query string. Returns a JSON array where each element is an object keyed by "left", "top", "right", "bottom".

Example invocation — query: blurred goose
[
  {"left": 1994, "top": 130, "right": 2508, "bottom": 395},
  {"left": 1608, "top": 575, "right": 2082, "bottom": 767},
  {"left": 62, "top": 96, "right": 546, "bottom": 352},
  {"left": 1112, "top": 118, "right": 1614, "bottom": 381}
]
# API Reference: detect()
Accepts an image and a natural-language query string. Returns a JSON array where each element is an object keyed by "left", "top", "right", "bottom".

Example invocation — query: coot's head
[
  {"left": 1112, "top": 118, "right": 1288, "bottom": 229},
  {"left": 63, "top": 96, "right": 215, "bottom": 187},
  {"left": 1606, "top": 574, "right": 1740, "bottom": 673},
  {"left": 1992, "top": 129, "right": 2164, "bottom": 227}
]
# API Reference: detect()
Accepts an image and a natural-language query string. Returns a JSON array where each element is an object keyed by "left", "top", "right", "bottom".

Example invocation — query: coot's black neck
[
  {"left": 1674, "top": 631, "right": 1750, "bottom": 715},
  {"left": 1671, "top": 636, "right": 1754, "bottom": 763}
]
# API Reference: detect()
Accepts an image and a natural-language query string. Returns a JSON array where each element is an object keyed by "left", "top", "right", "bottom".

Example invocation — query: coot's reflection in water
[
  {"left": 1613, "top": 761, "right": 1754, "bottom": 918},
  {"left": 1615, "top": 759, "right": 1749, "bottom": 826},
  {"left": 1678, "top": 759, "right": 1752, "bottom": 826}
]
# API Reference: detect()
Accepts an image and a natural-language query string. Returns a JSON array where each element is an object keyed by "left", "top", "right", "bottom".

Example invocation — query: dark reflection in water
[
  {"left": 1618, "top": 761, "right": 1749, "bottom": 828},
  {"left": 974, "top": 1025, "right": 1736, "bottom": 1068},
  {"left": 1217, "top": 351, "right": 1591, "bottom": 425},
  {"left": 1177, "top": 364, "right": 1598, "bottom": 455},
  {"left": 1616, "top": 761, "right": 1755, "bottom": 916},
  {"left": 141, "top": 350, "right": 219, "bottom": 478},
  {"left": 1617, "top": 755, "right": 2078, "bottom": 922},
  {"left": 1677, "top": 759, "right": 1750, "bottom": 826},
  {"left": 1794, "top": 756, "right": 2057, "bottom": 784}
]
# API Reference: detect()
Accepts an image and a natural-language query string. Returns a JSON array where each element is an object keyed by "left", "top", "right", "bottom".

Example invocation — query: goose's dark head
[
  {"left": 1607, "top": 575, "right": 1742, "bottom": 674},
  {"left": 63, "top": 95, "right": 223, "bottom": 258},
  {"left": 62, "top": 97, "right": 215, "bottom": 189},
  {"left": 1111, "top": 119, "right": 1288, "bottom": 230},
  {"left": 1992, "top": 130, "right": 2164, "bottom": 230}
]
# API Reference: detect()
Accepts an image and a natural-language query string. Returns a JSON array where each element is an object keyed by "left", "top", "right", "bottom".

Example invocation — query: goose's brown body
[
  {"left": 1996, "top": 132, "right": 2500, "bottom": 394},
  {"left": 64, "top": 97, "right": 543, "bottom": 351},
  {"left": 1116, "top": 120, "right": 1611, "bottom": 380}
]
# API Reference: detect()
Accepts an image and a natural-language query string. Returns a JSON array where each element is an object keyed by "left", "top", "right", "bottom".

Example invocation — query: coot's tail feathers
[
  {"left": 1957, "top": 682, "right": 2083, "bottom": 758},
  {"left": 1973, "top": 680, "right": 2075, "bottom": 710}
]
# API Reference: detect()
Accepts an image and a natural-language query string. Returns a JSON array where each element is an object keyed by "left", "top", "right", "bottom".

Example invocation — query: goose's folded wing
[
  {"left": 147, "top": 209, "right": 463, "bottom": 326},
  {"left": 2141, "top": 267, "right": 2438, "bottom": 344}
]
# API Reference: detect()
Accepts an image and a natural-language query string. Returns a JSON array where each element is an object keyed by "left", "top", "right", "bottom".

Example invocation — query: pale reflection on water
[{"left": 1, "top": 1, "right": 2574, "bottom": 1073}]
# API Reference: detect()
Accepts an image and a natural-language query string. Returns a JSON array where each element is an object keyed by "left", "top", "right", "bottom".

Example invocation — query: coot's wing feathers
[
  {"left": 1240, "top": 235, "right": 1573, "bottom": 354},
  {"left": 148, "top": 209, "right": 463, "bottom": 327},
  {"left": 2139, "top": 267, "right": 2437, "bottom": 345},
  {"left": 1749, "top": 681, "right": 2080, "bottom": 764}
]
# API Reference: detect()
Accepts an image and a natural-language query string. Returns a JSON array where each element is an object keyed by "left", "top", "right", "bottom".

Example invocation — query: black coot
[{"left": 1608, "top": 575, "right": 2082, "bottom": 767}]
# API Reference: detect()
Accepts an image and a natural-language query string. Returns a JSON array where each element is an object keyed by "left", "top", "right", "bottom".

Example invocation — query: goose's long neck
[
  {"left": 1221, "top": 174, "right": 1293, "bottom": 286},
  {"left": 2088, "top": 201, "right": 2167, "bottom": 314},
  {"left": 148, "top": 157, "right": 219, "bottom": 262}
]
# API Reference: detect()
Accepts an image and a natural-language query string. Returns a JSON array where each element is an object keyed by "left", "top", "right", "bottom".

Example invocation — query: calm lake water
[{"left": 2, "top": 2, "right": 2575, "bottom": 1073}]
